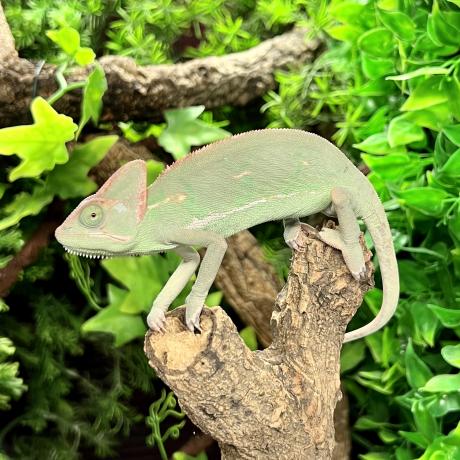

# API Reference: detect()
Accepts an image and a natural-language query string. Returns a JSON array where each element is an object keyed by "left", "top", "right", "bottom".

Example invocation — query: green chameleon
[{"left": 55, "top": 129, "right": 399, "bottom": 342}]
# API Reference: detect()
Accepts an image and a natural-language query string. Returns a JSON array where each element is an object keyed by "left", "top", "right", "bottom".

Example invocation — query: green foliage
[
  {"left": 4, "top": 0, "right": 460, "bottom": 458},
  {"left": 262, "top": 0, "right": 460, "bottom": 457},
  {"left": 159, "top": 106, "right": 230, "bottom": 159},
  {"left": 0, "top": 97, "right": 77, "bottom": 181},
  {"left": 146, "top": 389, "right": 186, "bottom": 460},
  {"left": 172, "top": 452, "right": 208, "bottom": 460},
  {"left": 0, "top": 308, "right": 26, "bottom": 412}
]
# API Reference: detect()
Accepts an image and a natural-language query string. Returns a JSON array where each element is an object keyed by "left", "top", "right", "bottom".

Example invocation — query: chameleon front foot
[{"left": 147, "top": 307, "right": 167, "bottom": 333}]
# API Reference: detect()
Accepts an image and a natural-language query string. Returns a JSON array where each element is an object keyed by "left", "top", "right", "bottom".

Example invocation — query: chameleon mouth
[
  {"left": 62, "top": 245, "right": 114, "bottom": 259},
  {"left": 62, "top": 245, "right": 145, "bottom": 259}
]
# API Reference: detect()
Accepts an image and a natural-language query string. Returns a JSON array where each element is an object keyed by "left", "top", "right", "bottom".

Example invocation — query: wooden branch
[
  {"left": 0, "top": 200, "right": 63, "bottom": 297},
  {"left": 213, "top": 230, "right": 351, "bottom": 459},
  {"left": 145, "top": 226, "right": 374, "bottom": 459},
  {"left": 0, "top": 27, "right": 319, "bottom": 127},
  {"left": 0, "top": 2, "right": 16, "bottom": 61}
]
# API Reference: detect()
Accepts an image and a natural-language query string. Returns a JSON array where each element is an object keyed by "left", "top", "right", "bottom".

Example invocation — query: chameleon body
[{"left": 55, "top": 129, "right": 399, "bottom": 342}]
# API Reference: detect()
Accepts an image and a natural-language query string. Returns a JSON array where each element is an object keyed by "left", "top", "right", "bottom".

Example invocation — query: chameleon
[{"left": 55, "top": 129, "right": 399, "bottom": 343}]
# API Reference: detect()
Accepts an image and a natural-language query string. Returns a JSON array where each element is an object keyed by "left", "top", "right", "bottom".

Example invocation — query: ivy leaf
[
  {"left": 76, "top": 64, "right": 107, "bottom": 138},
  {"left": 159, "top": 106, "right": 230, "bottom": 159},
  {"left": 47, "top": 135, "right": 118, "bottom": 199},
  {"left": 101, "top": 255, "right": 171, "bottom": 314},
  {"left": 46, "top": 27, "right": 95, "bottom": 65},
  {"left": 0, "top": 97, "right": 77, "bottom": 181},
  {"left": 0, "top": 187, "right": 53, "bottom": 231},
  {"left": 82, "top": 284, "right": 145, "bottom": 346}
]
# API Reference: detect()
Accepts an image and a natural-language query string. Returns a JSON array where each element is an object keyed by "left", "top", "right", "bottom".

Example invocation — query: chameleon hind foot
[
  {"left": 318, "top": 228, "right": 366, "bottom": 280},
  {"left": 185, "top": 295, "right": 203, "bottom": 332}
]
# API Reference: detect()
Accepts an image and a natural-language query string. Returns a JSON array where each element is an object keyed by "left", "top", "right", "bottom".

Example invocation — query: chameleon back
[{"left": 147, "top": 129, "right": 365, "bottom": 236}]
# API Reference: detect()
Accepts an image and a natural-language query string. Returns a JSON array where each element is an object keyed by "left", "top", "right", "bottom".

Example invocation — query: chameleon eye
[{"left": 80, "top": 204, "right": 104, "bottom": 228}]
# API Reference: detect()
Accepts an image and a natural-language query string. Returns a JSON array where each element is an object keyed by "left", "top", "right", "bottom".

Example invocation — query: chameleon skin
[{"left": 55, "top": 129, "right": 399, "bottom": 342}]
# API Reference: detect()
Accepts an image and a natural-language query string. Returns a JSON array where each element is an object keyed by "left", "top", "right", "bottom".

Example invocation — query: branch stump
[{"left": 144, "top": 226, "right": 373, "bottom": 459}]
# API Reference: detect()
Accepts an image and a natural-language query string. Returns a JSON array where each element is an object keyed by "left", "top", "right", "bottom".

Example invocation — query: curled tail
[{"left": 343, "top": 191, "right": 399, "bottom": 343}]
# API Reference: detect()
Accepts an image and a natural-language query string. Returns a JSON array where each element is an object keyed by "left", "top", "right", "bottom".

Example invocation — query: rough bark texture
[
  {"left": 0, "top": 25, "right": 319, "bottom": 127},
  {"left": 0, "top": 1, "right": 16, "bottom": 61},
  {"left": 213, "top": 230, "right": 351, "bottom": 460},
  {"left": 145, "top": 226, "right": 374, "bottom": 459}
]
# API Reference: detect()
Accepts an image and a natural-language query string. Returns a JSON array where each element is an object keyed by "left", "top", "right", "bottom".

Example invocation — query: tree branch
[
  {"left": 0, "top": 27, "right": 319, "bottom": 127},
  {"left": 0, "top": 1, "right": 16, "bottom": 61},
  {"left": 213, "top": 230, "right": 352, "bottom": 459},
  {"left": 145, "top": 225, "right": 374, "bottom": 459}
]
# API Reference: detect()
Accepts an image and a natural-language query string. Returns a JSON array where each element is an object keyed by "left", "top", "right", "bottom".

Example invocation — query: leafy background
[{"left": 1, "top": 0, "right": 460, "bottom": 459}]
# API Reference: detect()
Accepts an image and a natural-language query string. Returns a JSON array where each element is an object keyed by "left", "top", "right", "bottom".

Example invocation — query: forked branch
[{"left": 145, "top": 225, "right": 374, "bottom": 460}]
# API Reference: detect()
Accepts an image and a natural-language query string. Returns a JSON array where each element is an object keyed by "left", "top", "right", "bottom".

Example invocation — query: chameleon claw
[{"left": 147, "top": 309, "right": 167, "bottom": 333}]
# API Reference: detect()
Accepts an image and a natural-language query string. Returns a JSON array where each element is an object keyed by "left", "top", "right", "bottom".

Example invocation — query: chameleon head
[{"left": 55, "top": 160, "right": 147, "bottom": 258}]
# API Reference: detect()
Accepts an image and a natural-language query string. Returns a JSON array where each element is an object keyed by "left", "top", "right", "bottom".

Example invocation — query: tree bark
[
  {"left": 0, "top": 1, "right": 16, "bottom": 61},
  {"left": 0, "top": 22, "right": 319, "bottom": 127},
  {"left": 145, "top": 225, "right": 374, "bottom": 459}
]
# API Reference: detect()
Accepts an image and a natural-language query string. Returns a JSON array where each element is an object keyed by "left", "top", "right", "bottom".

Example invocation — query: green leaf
[
  {"left": 325, "top": 24, "right": 362, "bottom": 42},
  {"left": 409, "top": 302, "right": 440, "bottom": 347},
  {"left": 440, "top": 148, "right": 460, "bottom": 178},
  {"left": 354, "top": 133, "right": 405, "bottom": 155},
  {"left": 428, "top": 304, "right": 460, "bottom": 328},
  {"left": 398, "top": 187, "right": 452, "bottom": 217},
  {"left": 412, "top": 400, "right": 438, "bottom": 441},
  {"left": 158, "top": 106, "right": 230, "bottom": 159},
  {"left": 82, "top": 284, "right": 145, "bottom": 346},
  {"left": 74, "top": 47, "right": 96, "bottom": 66},
  {"left": 0, "top": 97, "right": 77, "bottom": 180},
  {"left": 378, "top": 9, "right": 416, "bottom": 41},
  {"left": 441, "top": 344, "right": 460, "bottom": 368},
  {"left": 359, "top": 453, "right": 391, "bottom": 460},
  {"left": 358, "top": 28, "right": 394, "bottom": 57},
  {"left": 361, "top": 54, "right": 394, "bottom": 79},
  {"left": 388, "top": 116, "right": 425, "bottom": 147},
  {"left": 47, "top": 135, "right": 118, "bottom": 199},
  {"left": 146, "top": 159, "right": 165, "bottom": 186},
  {"left": 386, "top": 67, "right": 450, "bottom": 81},
  {"left": 102, "top": 255, "right": 171, "bottom": 314},
  {"left": 405, "top": 339, "right": 433, "bottom": 389},
  {"left": 77, "top": 64, "right": 107, "bottom": 138},
  {"left": 443, "top": 125, "right": 460, "bottom": 146},
  {"left": 399, "top": 430, "right": 429, "bottom": 448},
  {"left": 399, "top": 260, "right": 431, "bottom": 294},
  {"left": 427, "top": 1, "right": 460, "bottom": 48},
  {"left": 47, "top": 26, "right": 95, "bottom": 65},
  {"left": 422, "top": 373, "right": 460, "bottom": 393},
  {"left": 46, "top": 27, "right": 80, "bottom": 55},
  {"left": 362, "top": 152, "right": 422, "bottom": 181},
  {"left": 0, "top": 187, "right": 53, "bottom": 231},
  {"left": 341, "top": 340, "right": 366, "bottom": 373},
  {"left": 239, "top": 326, "right": 258, "bottom": 351},
  {"left": 401, "top": 77, "right": 448, "bottom": 111}
]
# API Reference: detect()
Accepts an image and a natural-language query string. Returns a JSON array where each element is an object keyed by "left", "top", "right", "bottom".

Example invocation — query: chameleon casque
[{"left": 55, "top": 129, "right": 399, "bottom": 342}]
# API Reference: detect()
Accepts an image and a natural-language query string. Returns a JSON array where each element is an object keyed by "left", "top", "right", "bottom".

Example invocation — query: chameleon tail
[{"left": 343, "top": 192, "right": 399, "bottom": 343}]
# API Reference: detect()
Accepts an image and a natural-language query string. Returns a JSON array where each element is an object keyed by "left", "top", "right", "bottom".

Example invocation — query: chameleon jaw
[{"left": 62, "top": 245, "right": 113, "bottom": 259}]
